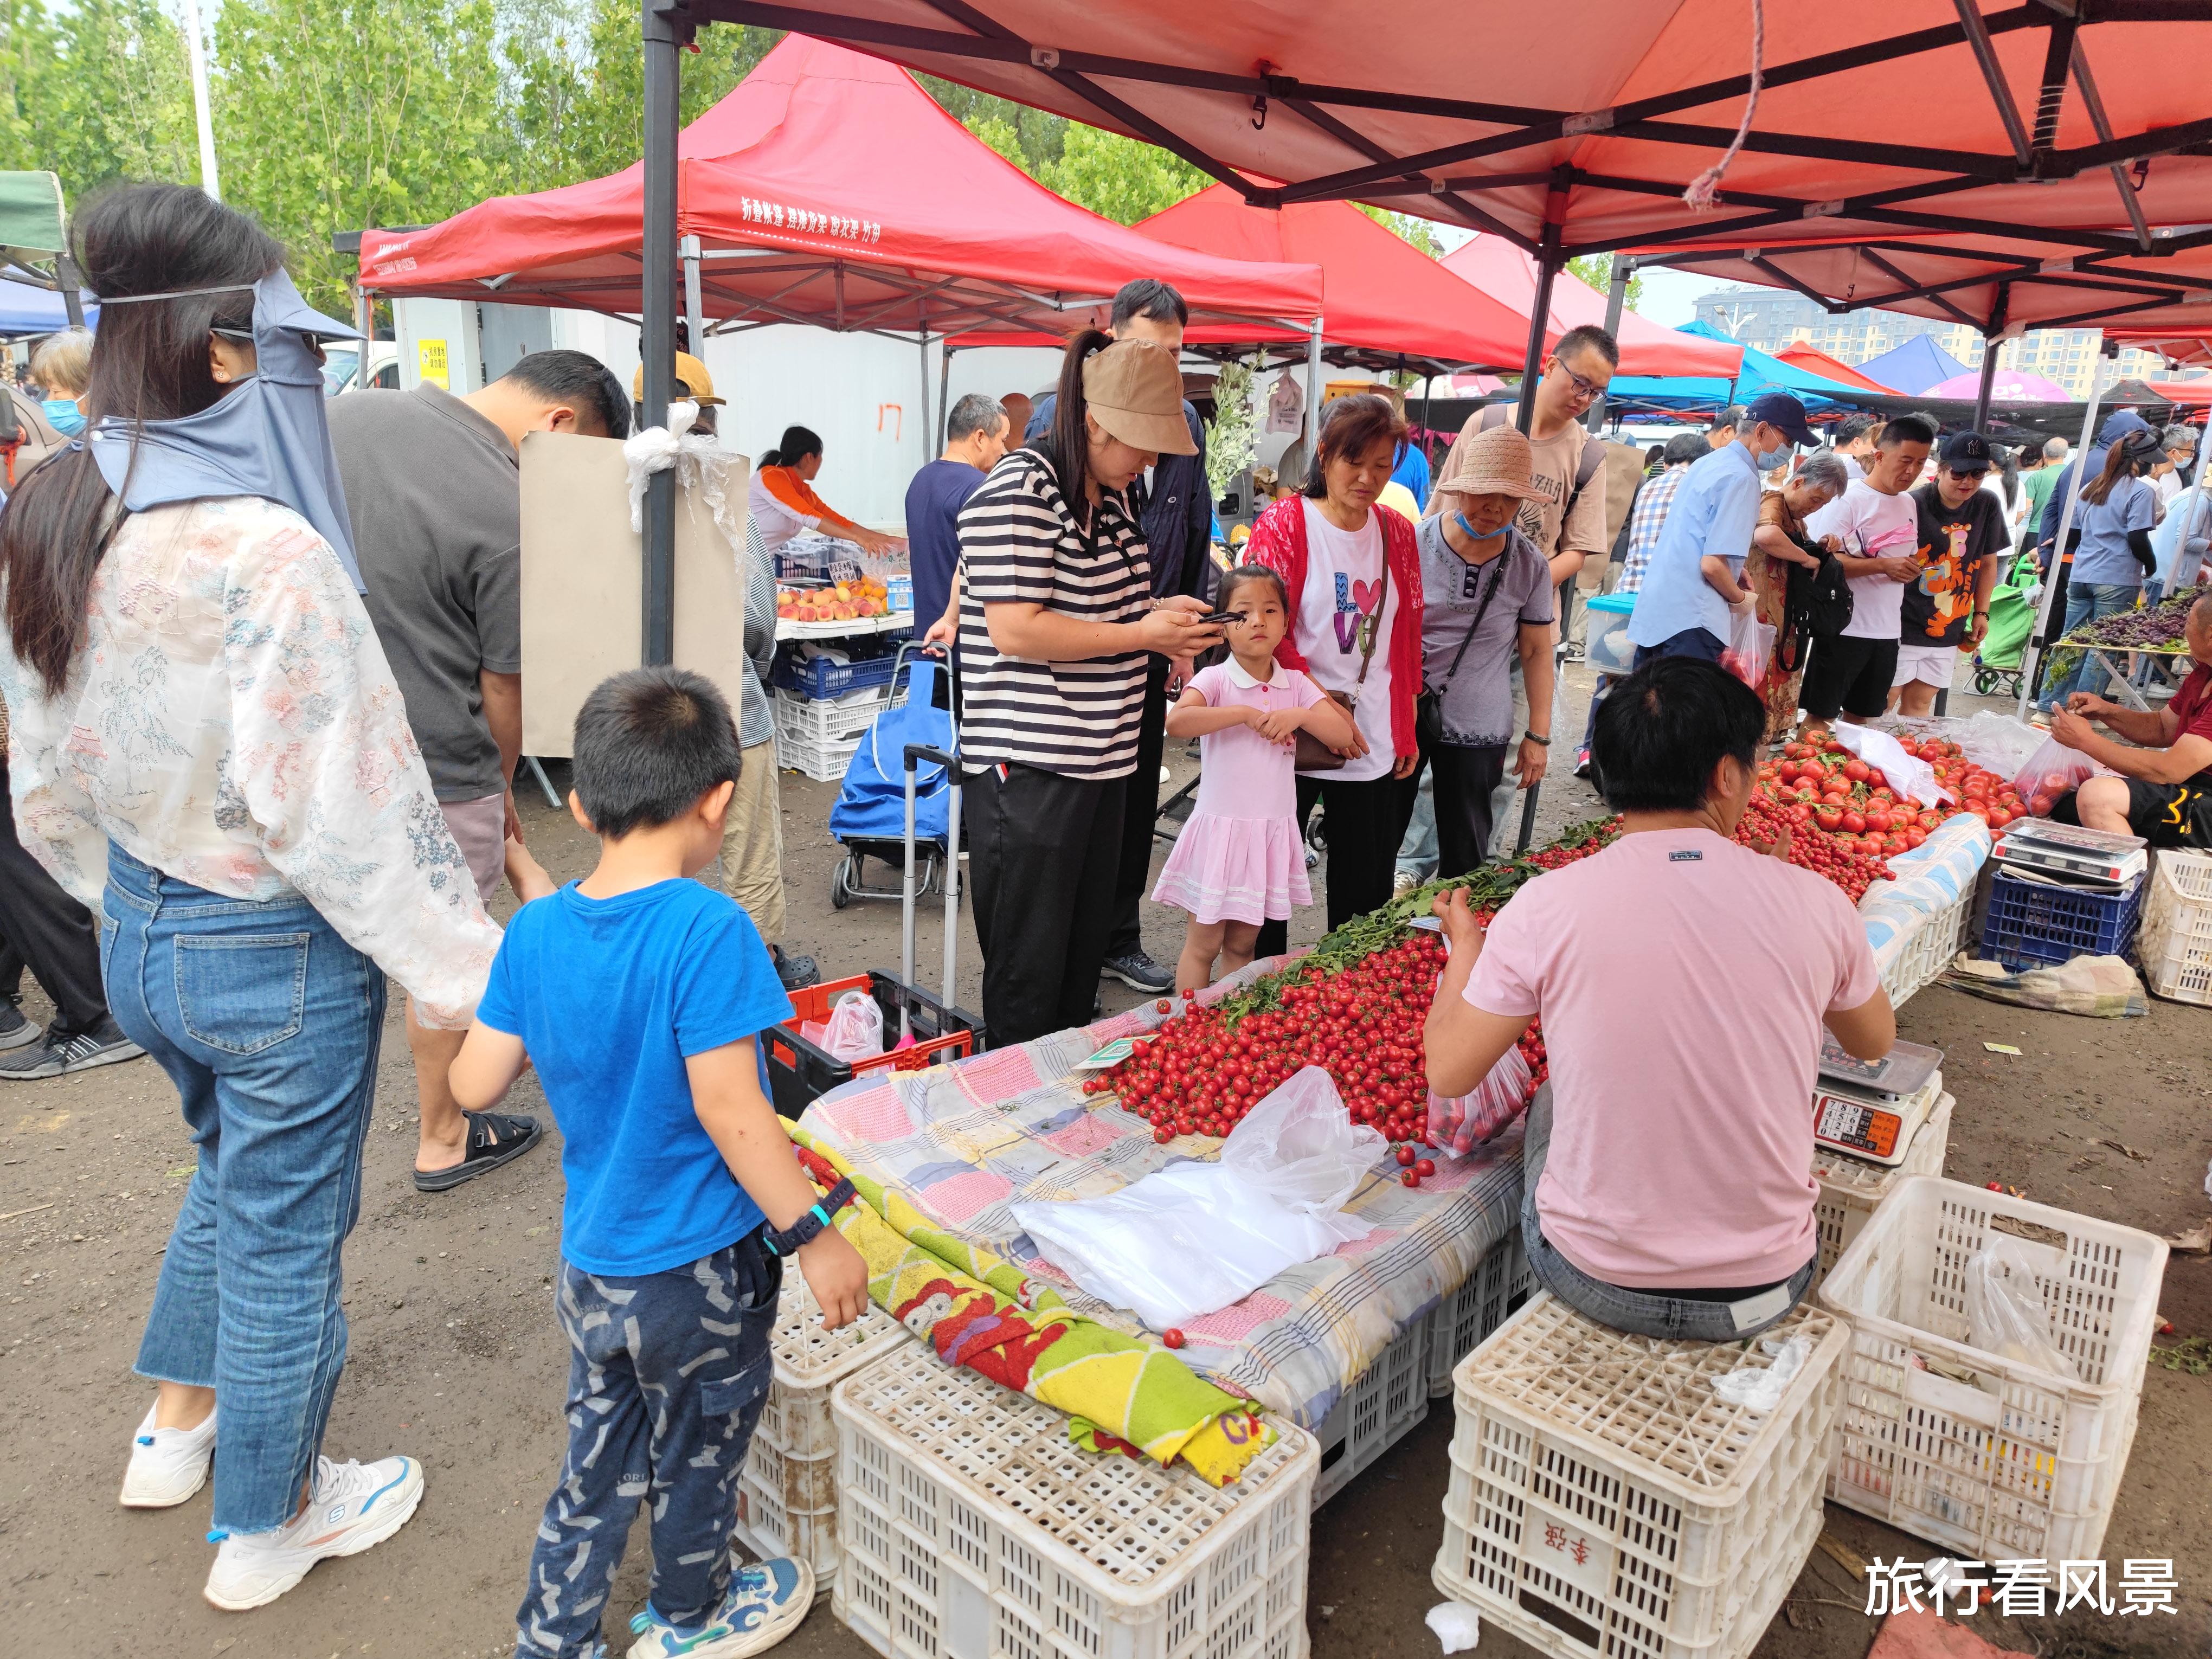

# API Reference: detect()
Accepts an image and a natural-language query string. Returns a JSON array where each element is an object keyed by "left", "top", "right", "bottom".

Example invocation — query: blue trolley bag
[{"left": 828, "top": 655, "right": 955, "bottom": 847}]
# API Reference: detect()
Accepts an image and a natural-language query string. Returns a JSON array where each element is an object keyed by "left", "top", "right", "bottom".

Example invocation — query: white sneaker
[
  {"left": 203, "top": 1454, "right": 424, "bottom": 1611},
  {"left": 119, "top": 1402, "right": 217, "bottom": 1508}
]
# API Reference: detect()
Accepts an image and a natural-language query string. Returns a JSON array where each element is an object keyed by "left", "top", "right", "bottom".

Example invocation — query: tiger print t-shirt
[{"left": 954, "top": 447, "right": 1151, "bottom": 779}]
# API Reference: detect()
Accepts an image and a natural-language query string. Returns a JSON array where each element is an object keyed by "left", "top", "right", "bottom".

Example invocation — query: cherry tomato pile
[{"left": 1078, "top": 821, "right": 1609, "bottom": 1144}]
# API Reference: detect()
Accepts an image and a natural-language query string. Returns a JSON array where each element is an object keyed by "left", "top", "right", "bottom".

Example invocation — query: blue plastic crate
[
  {"left": 772, "top": 653, "right": 905, "bottom": 700},
  {"left": 1979, "top": 871, "right": 2143, "bottom": 970}
]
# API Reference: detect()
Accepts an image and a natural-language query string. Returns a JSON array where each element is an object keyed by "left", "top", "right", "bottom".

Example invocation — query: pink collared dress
[{"left": 1150, "top": 660, "right": 1325, "bottom": 924}]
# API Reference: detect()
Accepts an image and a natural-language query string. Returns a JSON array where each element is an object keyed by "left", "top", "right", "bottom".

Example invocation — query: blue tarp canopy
[
  {"left": 0, "top": 280, "right": 93, "bottom": 336},
  {"left": 1854, "top": 335, "right": 1971, "bottom": 396},
  {"left": 1604, "top": 320, "right": 1874, "bottom": 417}
]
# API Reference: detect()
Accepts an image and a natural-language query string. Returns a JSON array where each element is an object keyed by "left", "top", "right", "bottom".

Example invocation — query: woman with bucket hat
[
  {"left": 953, "top": 332, "right": 1223, "bottom": 1048},
  {"left": 1412, "top": 425, "right": 1559, "bottom": 877}
]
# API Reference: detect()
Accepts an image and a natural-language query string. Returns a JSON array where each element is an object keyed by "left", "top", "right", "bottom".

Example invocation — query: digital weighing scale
[
  {"left": 1992, "top": 819, "right": 2147, "bottom": 890},
  {"left": 1812, "top": 1037, "right": 1944, "bottom": 1166}
]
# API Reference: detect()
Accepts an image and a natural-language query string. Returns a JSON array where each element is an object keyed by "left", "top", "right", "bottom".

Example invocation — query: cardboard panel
[{"left": 519, "top": 430, "right": 753, "bottom": 757}]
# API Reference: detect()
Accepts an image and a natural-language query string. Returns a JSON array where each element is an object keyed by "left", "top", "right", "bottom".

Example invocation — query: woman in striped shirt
[{"left": 954, "top": 331, "right": 1223, "bottom": 1047}]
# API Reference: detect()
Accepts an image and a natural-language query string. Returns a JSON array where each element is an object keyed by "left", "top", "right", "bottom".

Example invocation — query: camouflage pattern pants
[{"left": 513, "top": 1232, "right": 781, "bottom": 1659}]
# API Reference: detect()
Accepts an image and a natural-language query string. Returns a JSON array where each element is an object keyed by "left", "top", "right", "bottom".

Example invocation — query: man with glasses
[
  {"left": 1893, "top": 429, "right": 2006, "bottom": 718},
  {"left": 1429, "top": 324, "right": 1618, "bottom": 853}
]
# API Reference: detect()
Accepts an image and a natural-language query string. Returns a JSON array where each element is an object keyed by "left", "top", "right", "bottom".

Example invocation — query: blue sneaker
[{"left": 626, "top": 1558, "right": 814, "bottom": 1657}]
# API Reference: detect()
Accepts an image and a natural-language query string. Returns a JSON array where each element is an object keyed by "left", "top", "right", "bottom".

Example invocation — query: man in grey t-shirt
[{"left": 329, "top": 349, "right": 628, "bottom": 1192}]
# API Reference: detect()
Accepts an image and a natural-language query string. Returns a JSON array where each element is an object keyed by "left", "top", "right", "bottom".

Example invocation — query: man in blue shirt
[
  {"left": 907, "top": 391, "right": 1007, "bottom": 644},
  {"left": 1026, "top": 279, "right": 1211, "bottom": 995},
  {"left": 1626, "top": 392, "right": 1817, "bottom": 665},
  {"left": 1390, "top": 429, "right": 1431, "bottom": 506}
]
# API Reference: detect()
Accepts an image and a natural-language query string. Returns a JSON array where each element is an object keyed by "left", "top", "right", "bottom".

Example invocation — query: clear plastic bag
[
  {"left": 1010, "top": 1067, "right": 1380, "bottom": 1330},
  {"left": 820, "top": 989, "right": 884, "bottom": 1062},
  {"left": 1963, "top": 1237, "right": 2078, "bottom": 1378},
  {"left": 1719, "top": 609, "right": 1776, "bottom": 690},
  {"left": 2012, "top": 735, "right": 2101, "bottom": 817},
  {"left": 1220, "top": 1066, "right": 1387, "bottom": 1212},
  {"left": 1425, "top": 1044, "right": 1533, "bottom": 1158}
]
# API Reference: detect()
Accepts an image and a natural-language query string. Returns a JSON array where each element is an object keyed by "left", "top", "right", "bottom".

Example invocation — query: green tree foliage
[
  {"left": 0, "top": 0, "right": 197, "bottom": 200},
  {"left": 1356, "top": 204, "right": 1440, "bottom": 257},
  {"left": 1565, "top": 253, "right": 1644, "bottom": 313},
  {"left": 1205, "top": 353, "right": 1259, "bottom": 501}
]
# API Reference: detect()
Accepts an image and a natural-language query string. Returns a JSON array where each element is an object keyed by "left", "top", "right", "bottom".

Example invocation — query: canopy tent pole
[
  {"left": 1303, "top": 318, "right": 1322, "bottom": 470},
  {"left": 639, "top": 0, "right": 687, "bottom": 666},
  {"left": 56, "top": 253, "right": 82, "bottom": 327},
  {"left": 918, "top": 324, "right": 931, "bottom": 467},
  {"left": 1514, "top": 233, "right": 1562, "bottom": 854},
  {"left": 681, "top": 234, "right": 705, "bottom": 361},
  {"left": 1970, "top": 338, "right": 1999, "bottom": 434},
  {"left": 1589, "top": 256, "right": 1631, "bottom": 434},
  {"left": 937, "top": 340, "right": 953, "bottom": 452},
  {"left": 2017, "top": 349, "right": 2111, "bottom": 721}
]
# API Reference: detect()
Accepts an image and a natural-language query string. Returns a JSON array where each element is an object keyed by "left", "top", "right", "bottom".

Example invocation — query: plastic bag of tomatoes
[{"left": 1426, "top": 1040, "right": 1532, "bottom": 1156}]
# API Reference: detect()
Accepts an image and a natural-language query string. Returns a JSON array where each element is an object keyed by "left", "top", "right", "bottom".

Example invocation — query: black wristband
[
  {"left": 764, "top": 1176, "right": 857, "bottom": 1256},
  {"left": 1523, "top": 731, "right": 1551, "bottom": 746}
]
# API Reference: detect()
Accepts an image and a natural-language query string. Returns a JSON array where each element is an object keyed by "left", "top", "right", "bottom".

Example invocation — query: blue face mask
[
  {"left": 1752, "top": 442, "right": 1789, "bottom": 470},
  {"left": 42, "top": 397, "right": 85, "bottom": 436},
  {"left": 83, "top": 268, "right": 364, "bottom": 590}
]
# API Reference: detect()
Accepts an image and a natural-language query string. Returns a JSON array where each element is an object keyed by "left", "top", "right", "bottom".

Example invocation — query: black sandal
[{"left": 414, "top": 1109, "right": 544, "bottom": 1192}]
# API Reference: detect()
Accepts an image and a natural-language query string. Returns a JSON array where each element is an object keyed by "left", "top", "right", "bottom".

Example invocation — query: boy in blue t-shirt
[{"left": 454, "top": 666, "right": 869, "bottom": 1659}]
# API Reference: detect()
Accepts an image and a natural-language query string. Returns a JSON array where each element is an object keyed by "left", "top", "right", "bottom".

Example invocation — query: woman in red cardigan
[{"left": 1246, "top": 392, "right": 1424, "bottom": 959}]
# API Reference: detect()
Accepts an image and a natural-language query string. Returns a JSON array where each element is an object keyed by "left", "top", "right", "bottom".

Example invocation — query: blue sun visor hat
[{"left": 85, "top": 268, "right": 365, "bottom": 590}]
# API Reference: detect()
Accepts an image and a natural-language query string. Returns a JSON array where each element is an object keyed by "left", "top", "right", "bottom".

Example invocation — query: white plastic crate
[
  {"left": 831, "top": 1342, "right": 1317, "bottom": 1659},
  {"left": 1432, "top": 1294, "right": 1846, "bottom": 1659},
  {"left": 2138, "top": 846, "right": 2212, "bottom": 1006},
  {"left": 1310, "top": 1316, "right": 1427, "bottom": 1509},
  {"left": 1809, "top": 1089, "right": 1953, "bottom": 1287},
  {"left": 1818, "top": 1175, "right": 2169, "bottom": 1564},
  {"left": 1882, "top": 887, "right": 1973, "bottom": 1010},
  {"left": 733, "top": 1276, "right": 913, "bottom": 1584},
  {"left": 1423, "top": 1227, "right": 1536, "bottom": 1398},
  {"left": 778, "top": 727, "right": 864, "bottom": 783},
  {"left": 774, "top": 683, "right": 899, "bottom": 749}
]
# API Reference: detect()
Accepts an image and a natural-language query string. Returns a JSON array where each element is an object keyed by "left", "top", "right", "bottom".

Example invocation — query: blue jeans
[
  {"left": 1396, "top": 767, "right": 1438, "bottom": 884},
  {"left": 1518, "top": 1085, "right": 1813, "bottom": 1342},
  {"left": 515, "top": 1239, "right": 780, "bottom": 1659},
  {"left": 103, "top": 845, "right": 387, "bottom": 1533},
  {"left": 2040, "top": 582, "right": 2139, "bottom": 706}
]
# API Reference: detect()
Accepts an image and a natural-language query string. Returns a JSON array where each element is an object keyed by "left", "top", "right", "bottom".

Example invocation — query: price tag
[{"left": 1071, "top": 1036, "right": 1155, "bottom": 1074}]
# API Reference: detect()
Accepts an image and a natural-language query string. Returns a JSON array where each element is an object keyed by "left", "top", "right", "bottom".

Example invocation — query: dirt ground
[{"left": 3, "top": 664, "right": 2208, "bottom": 1659}]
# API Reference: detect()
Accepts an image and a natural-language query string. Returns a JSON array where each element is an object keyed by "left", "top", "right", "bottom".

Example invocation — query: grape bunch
[{"left": 2067, "top": 583, "right": 2207, "bottom": 652}]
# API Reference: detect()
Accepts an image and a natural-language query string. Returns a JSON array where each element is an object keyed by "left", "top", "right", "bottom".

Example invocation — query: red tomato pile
[
  {"left": 1903, "top": 736, "right": 2033, "bottom": 826},
  {"left": 1734, "top": 789, "right": 1894, "bottom": 904},
  {"left": 1079, "top": 822, "right": 1609, "bottom": 1145}
]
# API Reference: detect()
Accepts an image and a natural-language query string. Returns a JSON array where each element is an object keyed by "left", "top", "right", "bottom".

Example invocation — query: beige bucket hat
[
  {"left": 1082, "top": 339, "right": 1197, "bottom": 456},
  {"left": 1432, "top": 422, "right": 1549, "bottom": 504}
]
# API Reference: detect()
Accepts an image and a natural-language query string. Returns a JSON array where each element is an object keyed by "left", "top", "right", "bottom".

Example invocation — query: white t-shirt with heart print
[{"left": 1293, "top": 498, "right": 1397, "bottom": 781}]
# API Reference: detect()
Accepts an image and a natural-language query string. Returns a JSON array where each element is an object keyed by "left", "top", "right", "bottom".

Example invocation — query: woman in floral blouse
[{"left": 0, "top": 185, "right": 509, "bottom": 1609}]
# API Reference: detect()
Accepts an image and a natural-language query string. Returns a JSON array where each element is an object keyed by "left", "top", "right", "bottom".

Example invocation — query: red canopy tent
[
  {"left": 360, "top": 35, "right": 1321, "bottom": 349},
  {"left": 1772, "top": 344, "right": 1896, "bottom": 395},
  {"left": 1436, "top": 236, "right": 1739, "bottom": 379},
  {"left": 1133, "top": 184, "right": 1531, "bottom": 374}
]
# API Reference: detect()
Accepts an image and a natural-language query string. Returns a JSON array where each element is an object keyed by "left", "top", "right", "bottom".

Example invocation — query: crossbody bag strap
[{"left": 1433, "top": 528, "right": 1512, "bottom": 694}]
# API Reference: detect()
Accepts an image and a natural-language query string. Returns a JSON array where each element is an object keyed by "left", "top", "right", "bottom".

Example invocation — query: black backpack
[{"left": 1783, "top": 533, "right": 1854, "bottom": 665}]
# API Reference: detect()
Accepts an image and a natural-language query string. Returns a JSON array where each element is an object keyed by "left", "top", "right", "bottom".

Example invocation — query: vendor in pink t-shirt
[{"left": 1424, "top": 658, "right": 1896, "bottom": 1341}]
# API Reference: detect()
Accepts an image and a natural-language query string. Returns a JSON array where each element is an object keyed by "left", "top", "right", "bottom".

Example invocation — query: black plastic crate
[
  {"left": 764, "top": 970, "right": 983, "bottom": 1118},
  {"left": 1979, "top": 871, "right": 2143, "bottom": 970}
]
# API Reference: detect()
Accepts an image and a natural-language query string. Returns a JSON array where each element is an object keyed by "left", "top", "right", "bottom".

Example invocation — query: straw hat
[
  {"left": 1082, "top": 339, "right": 1197, "bottom": 455},
  {"left": 1431, "top": 423, "right": 1548, "bottom": 504},
  {"left": 631, "top": 351, "right": 724, "bottom": 406}
]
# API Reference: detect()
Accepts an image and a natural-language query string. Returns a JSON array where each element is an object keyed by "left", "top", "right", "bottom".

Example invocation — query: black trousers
[
  {"left": 0, "top": 747, "right": 111, "bottom": 1038},
  {"left": 1419, "top": 742, "right": 1509, "bottom": 880},
  {"left": 1254, "top": 771, "right": 1415, "bottom": 960},
  {"left": 1105, "top": 655, "right": 1171, "bottom": 959},
  {"left": 964, "top": 762, "right": 1126, "bottom": 1050}
]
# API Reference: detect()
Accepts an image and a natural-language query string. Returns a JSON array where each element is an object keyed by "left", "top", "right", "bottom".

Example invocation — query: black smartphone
[{"left": 1197, "top": 608, "right": 1247, "bottom": 625}]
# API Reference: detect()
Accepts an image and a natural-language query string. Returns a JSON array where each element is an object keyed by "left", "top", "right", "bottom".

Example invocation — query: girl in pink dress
[{"left": 1152, "top": 566, "right": 1359, "bottom": 990}]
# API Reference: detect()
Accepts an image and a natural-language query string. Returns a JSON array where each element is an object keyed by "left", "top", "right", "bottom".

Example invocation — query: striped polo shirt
[{"left": 954, "top": 447, "right": 1151, "bottom": 779}]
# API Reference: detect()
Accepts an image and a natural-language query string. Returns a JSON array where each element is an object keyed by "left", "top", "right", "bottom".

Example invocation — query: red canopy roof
[
  {"left": 1772, "top": 345, "right": 1897, "bottom": 395},
  {"left": 710, "top": 5, "right": 2212, "bottom": 337},
  {"left": 1436, "top": 236, "right": 1740, "bottom": 378},
  {"left": 359, "top": 35, "right": 1320, "bottom": 340},
  {"left": 1133, "top": 186, "right": 1529, "bottom": 371}
]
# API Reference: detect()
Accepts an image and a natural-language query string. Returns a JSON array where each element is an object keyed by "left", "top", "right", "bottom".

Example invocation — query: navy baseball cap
[
  {"left": 1743, "top": 391, "right": 1817, "bottom": 449},
  {"left": 1939, "top": 430, "right": 1993, "bottom": 471}
]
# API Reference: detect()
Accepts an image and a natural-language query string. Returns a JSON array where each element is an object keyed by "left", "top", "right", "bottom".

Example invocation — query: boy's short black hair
[
  {"left": 571, "top": 667, "right": 743, "bottom": 839},
  {"left": 1880, "top": 412, "right": 1938, "bottom": 450},
  {"left": 1591, "top": 658, "right": 1764, "bottom": 814}
]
